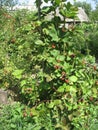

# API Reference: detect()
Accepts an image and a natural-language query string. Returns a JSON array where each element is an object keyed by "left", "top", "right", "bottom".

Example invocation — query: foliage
[
  {"left": 0, "top": 102, "right": 98, "bottom": 130},
  {"left": 0, "top": 0, "right": 98, "bottom": 129},
  {"left": 91, "top": 3, "right": 98, "bottom": 21},
  {"left": 88, "top": 24, "right": 98, "bottom": 58},
  {"left": 81, "top": 23, "right": 98, "bottom": 59},
  {"left": 0, "top": 102, "right": 39, "bottom": 130}
]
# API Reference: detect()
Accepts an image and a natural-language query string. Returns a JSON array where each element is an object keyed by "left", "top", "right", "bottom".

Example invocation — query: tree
[
  {"left": 91, "top": 3, "right": 98, "bottom": 21},
  {"left": 35, "top": 0, "right": 42, "bottom": 20},
  {"left": 0, "top": 0, "right": 18, "bottom": 8},
  {"left": 93, "top": 0, "right": 98, "bottom": 3},
  {"left": 74, "top": 1, "right": 92, "bottom": 17}
]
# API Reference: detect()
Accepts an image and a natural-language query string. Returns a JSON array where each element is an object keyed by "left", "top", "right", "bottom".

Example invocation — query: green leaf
[
  {"left": 31, "top": 108, "right": 39, "bottom": 116},
  {"left": 48, "top": 100, "right": 62, "bottom": 108},
  {"left": 43, "top": 28, "right": 49, "bottom": 35},
  {"left": 20, "top": 80, "right": 27, "bottom": 86},
  {"left": 24, "top": 24, "right": 32, "bottom": 31},
  {"left": 45, "top": 75, "right": 53, "bottom": 82},
  {"left": 18, "top": 45, "right": 23, "bottom": 50},
  {"left": 42, "top": 7, "right": 50, "bottom": 14},
  {"left": 48, "top": 25, "right": 59, "bottom": 42},
  {"left": 70, "top": 86, "right": 77, "bottom": 93},
  {"left": 50, "top": 50, "right": 60, "bottom": 57},
  {"left": 57, "top": 86, "right": 65, "bottom": 93},
  {"left": 48, "top": 57, "right": 56, "bottom": 63},
  {"left": 62, "top": 37, "right": 69, "bottom": 43},
  {"left": 54, "top": 99, "right": 61, "bottom": 105},
  {"left": 48, "top": 102, "right": 54, "bottom": 108},
  {"left": 56, "top": 55, "right": 65, "bottom": 61},
  {"left": 56, "top": 73, "right": 61, "bottom": 77},
  {"left": 44, "top": 0, "right": 48, "bottom": 3},
  {"left": 12, "top": 69, "right": 24, "bottom": 79},
  {"left": 65, "top": 85, "right": 77, "bottom": 93},
  {"left": 35, "top": 40, "right": 45, "bottom": 46},
  {"left": 92, "top": 87, "right": 97, "bottom": 97},
  {"left": 10, "top": 124, "right": 16, "bottom": 128},
  {"left": 69, "top": 75, "right": 78, "bottom": 82},
  {"left": 63, "top": 62, "right": 71, "bottom": 70},
  {"left": 55, "top": 0, "right": 60, "bottom": 5}
]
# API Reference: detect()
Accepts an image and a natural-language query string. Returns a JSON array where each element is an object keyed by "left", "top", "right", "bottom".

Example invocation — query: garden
[{"left": 0, "top": 0, "right": 98, "bottom": 129}]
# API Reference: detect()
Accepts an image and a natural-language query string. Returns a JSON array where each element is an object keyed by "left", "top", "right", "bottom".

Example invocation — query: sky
[{"left": 18, "top": 0, "right": 96, "bottom": 9}]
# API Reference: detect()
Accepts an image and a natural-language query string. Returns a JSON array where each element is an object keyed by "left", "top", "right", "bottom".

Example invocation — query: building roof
[
  {"left": 77, "top": 7, "right": 89, "bottom": 22},
  {"left": 45, "top": 7, "right": 89, "bottom": 23},
  {"left": 8, "top": 5, "right": 89, "bottom": 22}
]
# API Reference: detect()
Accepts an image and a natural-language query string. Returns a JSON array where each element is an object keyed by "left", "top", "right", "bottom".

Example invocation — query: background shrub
[{"left": 88, "top": 24, "right": 98, "bottom": 59}]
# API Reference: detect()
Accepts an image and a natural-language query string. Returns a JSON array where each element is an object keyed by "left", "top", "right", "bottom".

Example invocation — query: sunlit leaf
[
  {"left": 69, "top": 75, "right": 78, "bottom": 82},
  {"left": 50, "top": 50, "right": 60, "bottom": 57},
  {"left": 12, "top": 69, "right": 24, "bottom": 79},
  {"left": 20, "top": 80, "right": 27, "bottom": 86},
  {"left": 57, "top": 86, "right": 65, "bottom": 92},
  {"left": 35, "top": 40, "right": 45, "bottom": 46}
]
